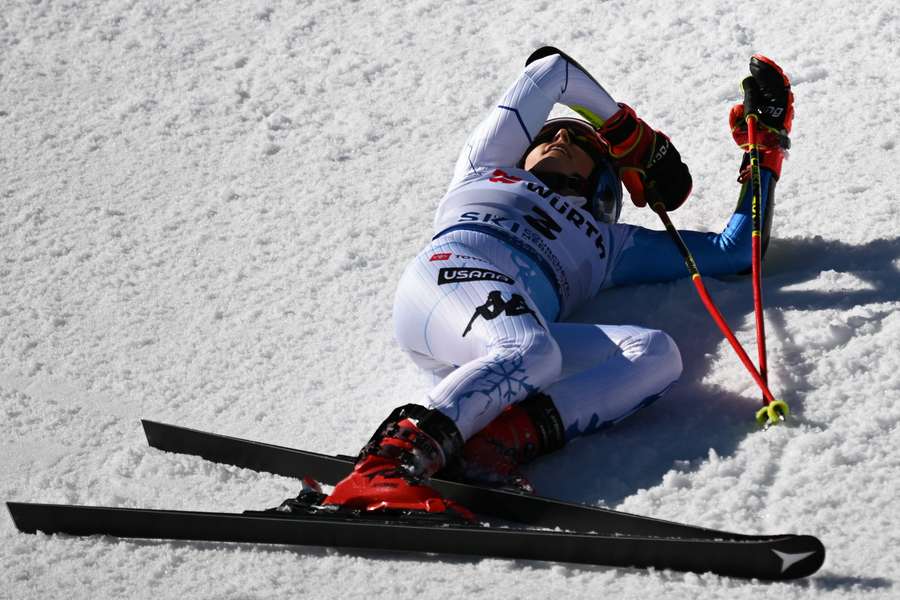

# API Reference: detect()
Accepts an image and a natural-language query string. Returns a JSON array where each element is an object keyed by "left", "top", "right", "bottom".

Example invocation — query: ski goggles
[{"left": 532, "top": 120, "right": 606, "bottom": 158}]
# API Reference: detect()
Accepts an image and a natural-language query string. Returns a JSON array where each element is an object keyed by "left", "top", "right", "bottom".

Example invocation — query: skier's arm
[
  {"left": 448, "top": 51, "right": 620, "bottom": 188},
  {"left": 606, "top": 168, "right": 776, "bottom": 287},
  {"left": 607, "top": 55, "right": 791, "bottom": 287}
]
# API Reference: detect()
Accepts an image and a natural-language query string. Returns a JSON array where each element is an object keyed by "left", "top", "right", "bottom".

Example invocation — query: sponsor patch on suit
[{"left": 438, "top": 267, "right": 515, "bottom": 286}]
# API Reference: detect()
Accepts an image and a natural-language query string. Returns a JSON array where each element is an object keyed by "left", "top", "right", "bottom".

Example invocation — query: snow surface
[{"left": 2, "top": 0, "right": 899, "bottom": 598}]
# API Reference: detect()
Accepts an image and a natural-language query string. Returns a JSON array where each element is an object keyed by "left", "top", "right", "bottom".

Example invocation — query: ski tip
[{"left": 772, "top": 535, "right": 826, "bottom": 579}]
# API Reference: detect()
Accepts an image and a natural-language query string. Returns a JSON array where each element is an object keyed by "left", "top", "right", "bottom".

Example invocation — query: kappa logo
[
  {"left": 489, "top": 169, "right": 522, "bottom": 184},
  {"left": 462, "top": 291, "right": 544, "bottom": 337},
  {"left": 438, "top": 267, "right": 514, "bottom": 286},
  {"left": 429, "top": 252, "right": 452, "bottom": 261}
]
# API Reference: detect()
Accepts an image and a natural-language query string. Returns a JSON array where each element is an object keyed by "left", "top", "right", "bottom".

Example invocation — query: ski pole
[
  {"left": 650, "top": 202, "right": 788, "bottom": 426},
  {"left": 745, "top": 115, "right": 771, "bottom": 413}
]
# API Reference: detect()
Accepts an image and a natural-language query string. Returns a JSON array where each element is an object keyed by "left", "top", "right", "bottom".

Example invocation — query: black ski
[
  {"left": 6, "top": 502, "right": 825, "bottom": 580},
  {"left": 140, "top": 419, "right": 776, "bottom": 540}
]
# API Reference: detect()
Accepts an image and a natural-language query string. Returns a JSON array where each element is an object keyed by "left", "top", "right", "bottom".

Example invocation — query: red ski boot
[
  {"left": 450, "top": 393, "right": 566, "bottom": 493},
  {"left": 323, "top": 405, "right": 473, "bottom": 521}
]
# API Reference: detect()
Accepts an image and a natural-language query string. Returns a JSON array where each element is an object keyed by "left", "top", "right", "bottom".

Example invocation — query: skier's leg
[
  {"left": 326, "top": 234, "right": 562, "bottom": 514},
  {"left": 545, "top": 322, "right": 682, "bottom": 440},
  {"left": 451, "top": 322, "right": 681, "bottom": 491},
  {"left": 392, "top": 235, "right": 563, "bottom": 441}
]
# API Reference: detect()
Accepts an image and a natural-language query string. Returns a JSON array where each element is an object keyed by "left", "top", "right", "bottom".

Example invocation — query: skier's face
[{"left": 523, "top": 127, "right": 596, "bottom": 180}]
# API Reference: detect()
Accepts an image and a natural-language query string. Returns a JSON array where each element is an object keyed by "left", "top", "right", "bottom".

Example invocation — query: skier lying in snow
[{"left": 323, "top": 48, "right": 794, "bottom": 519}]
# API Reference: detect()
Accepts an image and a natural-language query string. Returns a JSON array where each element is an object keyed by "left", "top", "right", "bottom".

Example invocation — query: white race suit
[{"left": 393, "top": 54, "right": 775, "bottom": 441}]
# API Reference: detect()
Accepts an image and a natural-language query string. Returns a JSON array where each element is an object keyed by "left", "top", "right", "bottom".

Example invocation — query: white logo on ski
[{"left": 772, "top": 549, "right": 815, "bottom": 573}]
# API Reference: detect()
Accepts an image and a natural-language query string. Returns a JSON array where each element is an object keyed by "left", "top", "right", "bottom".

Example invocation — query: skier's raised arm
[
  {"left": 448, "top": 48, "right": 621, "bottom": 188},
  {"left": 449, "top": 47, "right": 693, "bottom": 216}
]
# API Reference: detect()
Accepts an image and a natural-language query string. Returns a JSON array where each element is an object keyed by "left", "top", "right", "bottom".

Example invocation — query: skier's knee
[
  {"left": 647, "top": 329, "right": 682, "bottom": 383},
  {"left": 625, "top": 328, "right": 682, "bottom": 383}
]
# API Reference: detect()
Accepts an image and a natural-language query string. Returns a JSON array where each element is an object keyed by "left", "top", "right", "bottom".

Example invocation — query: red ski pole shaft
[
  {"left": 746, "top": 115, "right": 769, "bottom": 402},
  {"left": 651, "top": 202, "right": 778, "bottom": 405}
]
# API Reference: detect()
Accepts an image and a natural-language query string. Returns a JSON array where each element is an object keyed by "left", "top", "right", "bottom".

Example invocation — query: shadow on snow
[{"left": 526, "top": 235, "right": 900, "bottom": 508}]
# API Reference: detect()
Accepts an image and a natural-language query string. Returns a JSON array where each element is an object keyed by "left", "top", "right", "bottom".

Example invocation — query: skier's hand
[
  {"left": 730, "top": 54, "right": 792, "bottom": 151},
  {"left": 729, "top": 55, "right": 793, "bottom": 179},
  {"left": 598, "top": 104, "right": 692, "bottom": 211},
  {"left": 729, "top": 97, "right": 790, "bottom": 153}
]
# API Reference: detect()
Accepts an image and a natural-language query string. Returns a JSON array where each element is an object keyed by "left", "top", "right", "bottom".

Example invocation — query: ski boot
[
  {"left": 322, "top": 405, "right": 474, "bottom": 522},
  {"left": 445, "top": 393, "right": 565, "bottom": 494}
]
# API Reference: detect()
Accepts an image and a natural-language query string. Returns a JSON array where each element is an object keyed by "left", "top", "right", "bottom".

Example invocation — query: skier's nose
[{"left": 554, "top": 128, "right": 570, "bottom": 143}]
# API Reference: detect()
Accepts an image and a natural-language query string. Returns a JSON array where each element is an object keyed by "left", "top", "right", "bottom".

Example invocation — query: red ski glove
[
  {"left": 729, "top": 54, "right": 793, "bottom": 179},
  {"left": 598, "top": 104, "right": 692, "bottom": 211}
]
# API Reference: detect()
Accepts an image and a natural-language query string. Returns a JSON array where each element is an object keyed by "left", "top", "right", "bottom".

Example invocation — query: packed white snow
[{"left": 2, "top": 0, "right": 899, "bottom": 598}]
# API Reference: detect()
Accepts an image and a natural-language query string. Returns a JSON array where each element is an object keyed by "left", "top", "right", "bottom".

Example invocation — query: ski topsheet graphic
[{"left": 5, "top": 420, "right": 826, "bottom": 580}]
